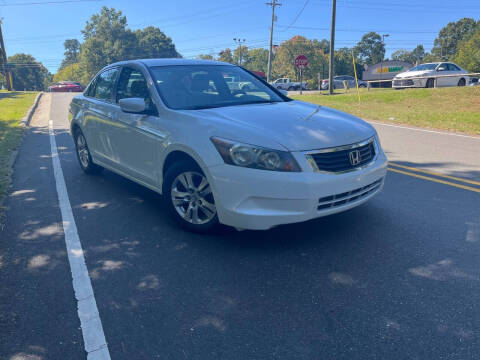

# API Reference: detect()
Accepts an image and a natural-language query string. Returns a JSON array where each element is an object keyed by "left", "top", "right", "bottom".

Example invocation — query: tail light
[{"left": 322, "top": 80, "right": 328, "bottom": 83}]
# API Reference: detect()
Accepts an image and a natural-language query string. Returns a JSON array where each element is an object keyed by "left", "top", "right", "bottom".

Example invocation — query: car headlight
[{"left": 211, "top": 137, "right": 301, "bottom": 172}]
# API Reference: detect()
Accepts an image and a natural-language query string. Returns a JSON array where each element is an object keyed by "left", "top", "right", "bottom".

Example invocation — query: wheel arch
[{"left": 159, "top": 145, "right": 218, "bottom": 196}]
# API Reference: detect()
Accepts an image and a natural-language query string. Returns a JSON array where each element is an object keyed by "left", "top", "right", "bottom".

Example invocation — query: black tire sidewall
[
  {"left": 163, "top": 160, "right": 219, "bottom": 232},
  {"left": 73, "top": 129, "right": 102, "bottom": 174},
  {"left": 458, "top": 78, "right": 466, "bottom": 86}
]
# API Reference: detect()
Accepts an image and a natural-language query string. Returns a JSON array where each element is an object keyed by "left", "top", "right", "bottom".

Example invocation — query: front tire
[
  {"left": 74, "top": 129, "right": 103, "bottom": 175},
  {"left": 426, "top": 78, "right": 435, "bottom": 88},
  {"left": 163, "top": 160, "right": 218, "bottom": 232}
]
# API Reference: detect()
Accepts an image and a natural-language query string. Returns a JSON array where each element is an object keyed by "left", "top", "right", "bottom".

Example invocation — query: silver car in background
[{"left": 321, "top": 76, "right": 367, "bottom": 90}]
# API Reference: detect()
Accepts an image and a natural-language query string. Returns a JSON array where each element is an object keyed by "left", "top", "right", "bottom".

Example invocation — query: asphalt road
[{"left": 1, "top": 93, "right": 480, "bottom": 360}]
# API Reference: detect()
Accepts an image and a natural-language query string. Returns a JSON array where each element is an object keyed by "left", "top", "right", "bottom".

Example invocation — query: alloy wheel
[
  {"left": 76, "top": 133, "right": 90, "bottom": 168},
  {"left": 171, "top": 171, "right": 216, "bottom": 225}
]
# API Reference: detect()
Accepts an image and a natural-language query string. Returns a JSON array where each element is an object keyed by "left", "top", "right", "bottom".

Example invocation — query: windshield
[
  {"left": 408, "top": 63, "right": 438, "bottom": 72},
  {"left": 149, "top": 65, "right": 285, "bottom": 110}
]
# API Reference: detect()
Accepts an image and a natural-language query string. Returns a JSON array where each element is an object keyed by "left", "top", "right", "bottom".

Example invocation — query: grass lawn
[
  {"left": 0, "top": 91, "right": 38, "bottom": 210},
  {"left": 292, "top": 86, "right": 480, "bottom": 135}
]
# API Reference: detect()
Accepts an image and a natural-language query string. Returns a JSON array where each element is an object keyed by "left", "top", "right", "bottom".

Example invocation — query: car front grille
[
  {"left": 393, "top": 79, "right": 414, "bottom": 86},
  {"left": 307, "top": 138, "right": 376, "bottom": 173},
  {"left": 317, "top": 179, "right": 383, "bottom": 211}
]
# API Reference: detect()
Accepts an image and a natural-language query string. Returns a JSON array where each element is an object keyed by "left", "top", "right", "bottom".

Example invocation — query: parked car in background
[
  {"left": 393, "top": 62, "right": 469, "bottom": 89},
  {"left": 48, "top": 81, "right": 84, "bottom": 92},
  {"left": 469, "top": 78, "right": 479, "bottom": 86},
  {"left": 321, "top": 76, "right": 367, "bottom": 90},
  {"left": 69, "top": 59, "right": 387, "bottom": 232},
  {"left": 272, "top": 78, "right": 308, "bottom": 91}
]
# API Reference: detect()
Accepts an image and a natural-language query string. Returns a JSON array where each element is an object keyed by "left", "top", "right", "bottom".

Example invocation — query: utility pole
[
  {"left": 380, "top": 34, "right": 389, "bottom": 88},
  {"left": 266, "top": 0, "right": 281, "bottom": 83},
  {"left": 0, "top": 20, "right": 13, "bottom": 91},
  {"left": 233, "top": 38, "right": 246, "bottom": 66},
  {"left": 328, "top": 0, "right": 336, "bottom": 95}
]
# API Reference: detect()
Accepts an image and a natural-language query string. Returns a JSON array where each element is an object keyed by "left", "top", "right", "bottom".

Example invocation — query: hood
[
  {"left": 196, "top": 101, "right": 376, "bottom": 151},
  {"left": 395, "top": 70, "right": 433, "bottom": 79}
]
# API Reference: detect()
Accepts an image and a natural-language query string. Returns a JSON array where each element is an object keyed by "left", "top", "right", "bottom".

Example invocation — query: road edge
[
  {"left": 20, "top": 91, "right": 43, "bottom": 128},
  {"left": 1, "top": 92, "right": 44, "bottom": 227}
]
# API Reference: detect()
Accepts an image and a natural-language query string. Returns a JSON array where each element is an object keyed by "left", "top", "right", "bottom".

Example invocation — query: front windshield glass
[
  {"left": 149, "top": 65, "right": 285, "bottom": 110},
  {"left": 408, "top": 63, "right": 438, "bottom": 72}
]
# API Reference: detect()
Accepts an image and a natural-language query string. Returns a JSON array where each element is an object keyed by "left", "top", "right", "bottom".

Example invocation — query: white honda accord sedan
[{"left": 69, "top": 59, "right": 387, "bottom": 232}]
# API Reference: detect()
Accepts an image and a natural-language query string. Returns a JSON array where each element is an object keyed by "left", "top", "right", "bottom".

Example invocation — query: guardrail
[{"left": 365, "top": 72, "right": 480, "bottom": 90}]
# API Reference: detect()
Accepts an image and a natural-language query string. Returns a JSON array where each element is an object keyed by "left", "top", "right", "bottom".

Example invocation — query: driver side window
[{"left": 116, "top": 67, "right": 156, "bottom": 113}]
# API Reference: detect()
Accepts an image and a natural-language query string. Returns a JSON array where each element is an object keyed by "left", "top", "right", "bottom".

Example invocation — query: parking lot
[{"left": 1, "top": 93, "right": 479, "bottom": 359}]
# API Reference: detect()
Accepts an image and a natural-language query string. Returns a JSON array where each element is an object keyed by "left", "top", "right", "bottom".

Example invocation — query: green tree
[
  {"left": 272, "top": 36, "right": 329, "bottom": 87},
  {"left": 53, "top": 63, "right": 85, "bottom": 84},
  {"left": 197, "top": 54, "right": 215, "bottom": 60},
  {"left": 313, "top": 39, "right": 330, "bottom": 54},
  {"left": 233, "top": 45, "right": 249, "bottom": 66},
  {"left": 134, "top": 26, "right": 180, "bottom": 59},
  {"left": 8, "top": 53, "right": 50, "bottom": 91},
  {"left": 60, "top": 39, "right": 81, "bottom": 69},
  {"left": 243, "top": 48, "right": 269, "bottom": 73},
  {"left": 392, "top": 45, "right": 425, "bottom": 64},
  {"left": 453, "top": 25, "right": 480, "bottom": 72},
  {"left": 432, "top": 18, "right": 477, "bottom": 60},
  {"left": 354, "top": 32, "right": 385, "bottom": 65},
  {"left": 79, "top": 7, "right": 137, "bottom": 81},
  {"left": 411, "top": 45, "right": 425, "bottom": 63},
  {"left": 334, "top": 47, "right": 362, "bottom": 78},
  {"left": 218, "top": 48, "right": 234, "bottom": 63},
  {"left": 77, "top": 7, "right": 180, "bottom": 84}
]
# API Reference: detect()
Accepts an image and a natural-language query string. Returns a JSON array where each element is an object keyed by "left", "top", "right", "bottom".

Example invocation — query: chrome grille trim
[
  {"left": 305, "top": 136, "right": 378, "bottom": 174},
  {"left": 317, "top": 179, "right": 383, "bottom": 211}
]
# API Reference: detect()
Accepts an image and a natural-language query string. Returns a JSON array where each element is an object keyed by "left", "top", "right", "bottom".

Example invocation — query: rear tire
[
  {"left": 458, "top": 78, "right": 466, "bottom": 87},
  {"left": 426, "top": 78, "right": 435, "bottom": 88},
  {"left": 163, "top": 160, "right": 219, "bottom": 233},
  {"left": 73, "top": 128, "right": 103, "bottom": 175}
]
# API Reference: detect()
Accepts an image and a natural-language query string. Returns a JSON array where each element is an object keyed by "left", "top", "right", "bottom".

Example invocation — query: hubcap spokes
[
  {"left": 171, "top": 171, "right": 216, "bottom": 225},
  {"left": 77, "top": 135, "right": 89, "bottom": 168}
]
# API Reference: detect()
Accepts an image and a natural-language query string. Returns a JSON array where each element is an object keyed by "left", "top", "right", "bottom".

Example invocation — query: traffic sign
[{"left": 295, "top": 55, "right": 308, "bottom": 69}]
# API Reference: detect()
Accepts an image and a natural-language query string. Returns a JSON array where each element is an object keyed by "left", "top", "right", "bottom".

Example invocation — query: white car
[
  {"left": 70, "top": 59, "right": 387, "bottom": 232},
  {"left": 393, "top": 62, "right": 469, "bottom": 89}
]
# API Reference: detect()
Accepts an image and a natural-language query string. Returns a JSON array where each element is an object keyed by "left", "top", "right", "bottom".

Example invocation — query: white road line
[
  {"left": 369, "top": 121, "right": 480, "bottom": 140},
  {"left": 48, "top": 116, "right": 111, "bottom": 360}
]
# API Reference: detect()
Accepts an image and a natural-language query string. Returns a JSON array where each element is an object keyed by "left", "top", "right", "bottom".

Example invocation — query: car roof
[{"left": 108, "top": 58, "right": 232, "bottom": 68}]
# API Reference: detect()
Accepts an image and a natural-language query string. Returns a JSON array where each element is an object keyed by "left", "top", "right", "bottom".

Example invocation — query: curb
[
  {"left": 20, "top": 91, "right": 43, "bottom": 128},
  {"left": 8, "top": 92, "right": 44, "bottom": 170}
]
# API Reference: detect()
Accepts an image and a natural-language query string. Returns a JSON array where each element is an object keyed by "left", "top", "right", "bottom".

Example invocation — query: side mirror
[
  {"left": 437, "top": 66, "right": 446, "bottom": 71},
  {"left": 119, "top": 98, "right": 146, "bottom": 113}
]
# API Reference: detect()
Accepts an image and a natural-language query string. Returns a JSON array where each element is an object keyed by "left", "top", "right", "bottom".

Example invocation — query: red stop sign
[{"left": 295, "top": 55, "right": 308, "bottom": 69}]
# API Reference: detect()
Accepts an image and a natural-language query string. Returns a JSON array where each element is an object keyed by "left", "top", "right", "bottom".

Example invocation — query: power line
[
  {"left": 0, "top": 0, "right": 101, "bottom": 6},
  {"left": 282, "top": 0, "right": 310, "bottom": 31}
]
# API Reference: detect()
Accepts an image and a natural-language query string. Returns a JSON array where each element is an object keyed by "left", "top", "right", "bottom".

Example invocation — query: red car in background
[{"left": 48, "top": 81, "right": 84, "bottom": 92}]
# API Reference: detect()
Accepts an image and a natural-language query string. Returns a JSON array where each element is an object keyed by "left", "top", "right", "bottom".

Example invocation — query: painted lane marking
[
  {"left": 388, "top": 167, "right": 480, "bottom": 194},
  {"left": 389, "top": 162, "right": 480, "bottom": 187},
  {"left": 369, "top": 121, "right": 480, "bottom": 140},
  {"left": 48, "top": 116, "right": 111, "bottom": 360}
]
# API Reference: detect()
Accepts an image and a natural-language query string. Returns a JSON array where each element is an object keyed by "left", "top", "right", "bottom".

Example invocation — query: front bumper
[
  {"left": 207, "top": 151, "right": 388, "bottom": 230},
  {"left": 392, "top": 78, "right": 427, "bottom": 88}
]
